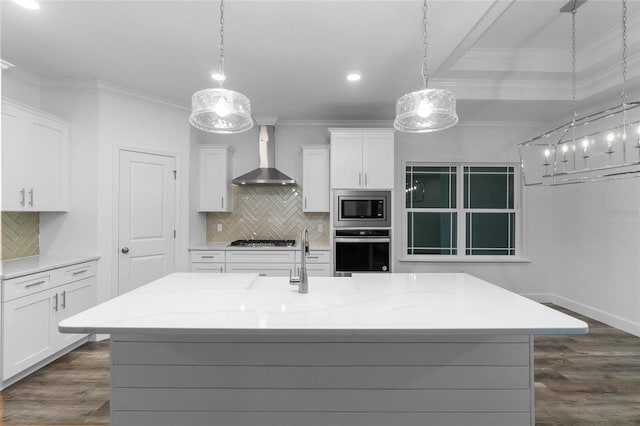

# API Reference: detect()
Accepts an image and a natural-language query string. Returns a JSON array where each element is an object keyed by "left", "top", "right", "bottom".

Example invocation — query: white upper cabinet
[
  {"left": 301, "top": 145, "right": 329, "bottom": 212},
  {"left": 1, "top": 100, "right": 69, "bottom": 212},
  {"left": 198, "top": 145, "right": 233, "bottom": 212},
  {"left": 329, "top": 129, "right": 394, "bottom": 189}
]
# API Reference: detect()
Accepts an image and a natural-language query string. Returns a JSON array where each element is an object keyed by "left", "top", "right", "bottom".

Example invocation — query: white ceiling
[{"left": 1, "top": 0, "right": 639, "bottom": 124}]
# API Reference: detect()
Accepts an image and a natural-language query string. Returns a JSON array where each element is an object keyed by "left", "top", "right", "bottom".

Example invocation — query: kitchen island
[{"left": 59, "top": 273, "right": 587, "bottom": 426}]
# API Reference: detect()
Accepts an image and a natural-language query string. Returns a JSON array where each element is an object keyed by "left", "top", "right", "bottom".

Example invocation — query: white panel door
[
  {"left": 330, "top": 132, "right": 363, "bottom": 189},
  {"left": 118, "top": 150, "right": 176, "bottom": 295},
  {"left": 302, "top": 146, "right": 330, "bottom": 212},
  {"left": 362, "top": 132, "right": 395, "bottom": 189},
  {"left": 29, "top": 115, "right": 69, "bottom": 211},
  {"left": 1, "top": 105, "right": 27, "bottom": 210}
]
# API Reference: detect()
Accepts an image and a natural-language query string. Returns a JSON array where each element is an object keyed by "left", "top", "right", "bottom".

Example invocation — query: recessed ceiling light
[
  {"left": 346, "top": 73, "right": 361, "bottom": 82},
  {"left": 211, "top": 72, "right": 226, "bottom": 82},
  {"left": 11, "top": 0, "right": 40, "bottom": 10}
]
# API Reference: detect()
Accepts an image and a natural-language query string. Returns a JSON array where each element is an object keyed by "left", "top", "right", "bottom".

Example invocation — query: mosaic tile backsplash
[
  {"left": 206, "top": 185, "right": 330, "bottom": 245},
  {"left": 1, "top": 212, "right": 40, "bottom": 260}
]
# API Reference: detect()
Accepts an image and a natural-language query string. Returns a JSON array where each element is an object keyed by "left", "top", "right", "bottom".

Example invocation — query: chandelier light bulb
[
  {"left": 544, "top": 149, "right": 550, "bottom": 159},
  {"left": 572, "top": 144, "right": 576, "bottom": 152},
  {"left": 211, "top": 72, "right": 226, "bottom": 82},
  {"left": 636, "top": 125, "right": 640, "bottom": 135},
  {"left": 562, "top": 145, "right": 568, "bottom": 153},
  {"left": 417, "top": 100, "right": 433, "bottom": 118},
  {"left": 606, "top": 132, "right": 615, "bottom": 143},
  {"left": 214, "top": 98, "right": 231, "bottom": 117}
]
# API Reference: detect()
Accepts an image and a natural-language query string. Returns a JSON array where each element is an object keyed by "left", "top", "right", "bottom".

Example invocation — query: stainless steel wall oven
[{"left": 334, "top": 229, "right": 391, "bottom": 274}]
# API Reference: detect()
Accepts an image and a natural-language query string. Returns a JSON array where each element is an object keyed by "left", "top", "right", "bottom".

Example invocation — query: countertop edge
[{"left": 1, "top": 255, "right": 101, "bottom": 280}]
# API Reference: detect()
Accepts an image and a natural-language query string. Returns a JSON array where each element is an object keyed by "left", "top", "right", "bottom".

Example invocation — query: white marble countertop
[
  {"left": 0, "top": 255, "right": 100, "bottom": 280},
  {"left": 60, "top": 272, "right": 587, "bottom": 336},
  {"left": 189, "top": 242, "right": 330, "bottom": 251}
]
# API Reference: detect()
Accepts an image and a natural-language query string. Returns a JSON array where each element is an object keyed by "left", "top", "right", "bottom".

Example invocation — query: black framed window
[{"left": 405, "top": 164, "right": 519, "bottom": 258}]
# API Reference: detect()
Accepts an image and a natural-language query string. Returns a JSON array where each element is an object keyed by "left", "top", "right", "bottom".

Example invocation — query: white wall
[
  {"left": 97, "top": 90, "right": 191, "bottom": 299},
  {"left": 393, "top": 122, "right": 554, "bottom": 296},
  {"left": 550, "top": 178, "right": 640, "bottom": 335}
]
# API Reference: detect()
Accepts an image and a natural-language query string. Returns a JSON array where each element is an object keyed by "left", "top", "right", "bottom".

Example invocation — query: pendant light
[
  {"left": 394, "top": 0, "right": 458, "bottom": 133},
  {"left": 189, "top": 0, "right": 253, "bottom": 134}
]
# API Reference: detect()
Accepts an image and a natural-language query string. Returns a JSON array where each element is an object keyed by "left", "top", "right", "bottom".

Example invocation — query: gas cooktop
[{"left": 229, "top": 239, "right": 296, "bottom": 248}]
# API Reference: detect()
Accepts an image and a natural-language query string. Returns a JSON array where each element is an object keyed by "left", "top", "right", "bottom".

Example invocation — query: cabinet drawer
[
  {"left": 226, "top": 250, "right": 295, "bottom": 264},
  {"left": 191, "top": 251, "right": 226, "bottom": 263},
  {"left": 226, "top": 263, "right": 294, "bottom": 277},
  {"left": 190, "top": 263, "right": 225, "bottom": 273},
  {"left": 2, "top": 272, "right": 52, "bottom": 302},
  {"left": 295, "top": 250, "right": 330, "bottom": 264},
  {"left": 56, "top": 262, "right": 96, "bottom": 284}
]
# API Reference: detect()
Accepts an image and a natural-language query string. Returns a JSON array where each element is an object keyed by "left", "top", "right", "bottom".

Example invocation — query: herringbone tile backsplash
[
  {"left": 206, "top": 186, "right": 329, "bottom": 244},
  {"left": 1, "top": 212, "right": 40, "bottom": 260}
]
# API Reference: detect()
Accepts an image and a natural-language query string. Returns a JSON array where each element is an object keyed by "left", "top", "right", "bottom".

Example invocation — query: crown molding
[
  {"left": 41, "top": 78, "right": 189, "bottom": 112},
  {"left": 454, "top": 48, "right": 569, "bottom": 73},
  {"left": 436, "top": 78, "right": 570, "bottom": 101},
  {"left": 580, "top": 10, "right": 640, "bottom": 71},
  {"left": 579, "top": 53, "right": 640, "bottom": 99},
  {"left": 2, "top": 66, "right": 42, "bottom": 87}
]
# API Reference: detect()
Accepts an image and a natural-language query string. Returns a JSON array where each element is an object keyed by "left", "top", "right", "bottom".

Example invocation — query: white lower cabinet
[
  {"left": 190, "top": 249, "right": 331, "bottom": 277},
  {"left": 190, "top": 251, "right": 225, "bottom": 273},
  {"left": 1, "top": 260, "right": 97, "bottom": 384}
]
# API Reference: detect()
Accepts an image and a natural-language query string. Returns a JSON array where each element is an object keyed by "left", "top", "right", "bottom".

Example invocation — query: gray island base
[{"left": 60, "top": 273, "right": 588, "bottom": 426}]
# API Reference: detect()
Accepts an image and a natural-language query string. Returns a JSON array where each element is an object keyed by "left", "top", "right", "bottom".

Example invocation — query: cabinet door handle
[
  {"left": 25, "top": 280, "right": 46, "bottom": 288},
  {"left": 219, "top": 266, "right": 223, "bottom": 273},
  {"left": 72, "top": 269, "right": 88, "bottom": 275},
  {"left": 53, "top": 293, "right": 59, "bottom": 312},
  {"left": 221, "top": 197, "right": 224, "bottom": 209},
  {"left": 61, "top": 290, "right": 66, "bottom": 309},
  {"left": 365, "top": 173, "right": 368, "bottom": 187},
  {"left": 20, "top": 188, "right": 25, "bottom": 206},
  {"left": 304, "top": 197, "right": 307, "bottom": 209},
  {"left": 359, "top": 173, "right": 362, "bottom": 186},
  {"left": 28, "top": 189, "right": 34, "bottom": 206}
]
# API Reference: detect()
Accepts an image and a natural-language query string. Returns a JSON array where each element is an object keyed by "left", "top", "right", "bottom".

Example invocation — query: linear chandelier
[
  {"left": 189, "top": 0, "right": 253, "bottom": 134},
  {"left": 393, "top": 0, "right": 458, "bottom": 133},
  {"left": 519, "top": 0, "right": 640, "bottom": 186}
]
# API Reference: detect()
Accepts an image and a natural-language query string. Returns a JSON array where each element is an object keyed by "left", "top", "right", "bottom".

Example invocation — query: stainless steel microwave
[{"left": 333, "top": 190, "right": 391, "bottom": 228}]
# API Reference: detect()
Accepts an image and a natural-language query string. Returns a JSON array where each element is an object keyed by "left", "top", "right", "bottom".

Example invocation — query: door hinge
[
  {"left": 174, "top": 230, "right": 176, "bottom": 238},
  {"left": 173, "top": 170, "right": 177, "bottom": 180}
]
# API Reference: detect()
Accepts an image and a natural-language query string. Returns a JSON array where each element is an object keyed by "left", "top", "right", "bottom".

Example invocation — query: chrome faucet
[{"left": 289, "top": 229, "right": 309, "bottom": 293}]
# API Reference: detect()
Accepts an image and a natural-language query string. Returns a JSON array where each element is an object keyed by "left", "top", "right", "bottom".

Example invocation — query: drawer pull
[
  {"left": 72, "top": 269, "right": 88, "bottom": 275},
  {"left": 306, "top": 256, "right": 319, "bottom": 259},
  {"left": 25, "top": 280, "right": 46, "bottom": 288},
  {"left": 201, "top": 256, "right": 214, "bottom": 259}
]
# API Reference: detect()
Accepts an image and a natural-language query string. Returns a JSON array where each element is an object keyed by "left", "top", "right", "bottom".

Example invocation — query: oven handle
[{"left": 334, "top": 238, "right": 390, "bottom": 243}]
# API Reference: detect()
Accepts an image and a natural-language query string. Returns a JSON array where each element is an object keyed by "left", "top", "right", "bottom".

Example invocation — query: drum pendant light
[
  {"left": 394, "top": 0, "right": 458, "bottom": 133},
  {"left": 190, "top": 0, "right": 253, "bottom": 134}
]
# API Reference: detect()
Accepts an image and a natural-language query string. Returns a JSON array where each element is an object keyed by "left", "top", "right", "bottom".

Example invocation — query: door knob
[{"left": 121, "top": 247, "right": 130, "bottom": 254}]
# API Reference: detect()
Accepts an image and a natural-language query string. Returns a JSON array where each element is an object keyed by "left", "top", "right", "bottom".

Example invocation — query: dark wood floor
[{"left": 1, "top": 304, "right": 639, "bottom": 425}]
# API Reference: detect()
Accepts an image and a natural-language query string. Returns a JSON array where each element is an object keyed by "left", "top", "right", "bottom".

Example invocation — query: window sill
[{"left": 399, "top": 256, "right": 531, "bottom": 264}]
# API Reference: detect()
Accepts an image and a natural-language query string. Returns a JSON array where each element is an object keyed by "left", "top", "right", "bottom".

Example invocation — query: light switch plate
[{"left": 217, "top": 224, "right": 223, "bottom": 232}]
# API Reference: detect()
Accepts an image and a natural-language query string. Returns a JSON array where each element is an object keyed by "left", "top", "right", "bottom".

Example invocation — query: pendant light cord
[
  {"left": 621, "top": 0, "right": 627, "bottom": 107},
  {"left": 570, "top": 0, "right": 577, "bottom": 146},
  {"left": 218, "top": 0, "right": 225, "bottom": 87},
  {"left": 421, "top": 0, "right": 429, "bottom": 89}
]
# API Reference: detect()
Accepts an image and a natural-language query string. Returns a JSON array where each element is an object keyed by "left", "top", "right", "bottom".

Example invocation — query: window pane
[
  {"left": 464, "top": 167, "right": 514, "bottom": 209},
  {"left": 407, "top": 212, "right": 456, "bottom": 255},
  {"left": 406, "top": 166, "right": 456, "bottom": 208},
  {"left": 466, "top": 213, "right": 515, "bottom": 255}
]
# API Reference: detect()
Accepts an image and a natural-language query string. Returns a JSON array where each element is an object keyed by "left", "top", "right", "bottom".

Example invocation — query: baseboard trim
[{"left": 522, "top": 292, "right": 640, "bottom": 337}]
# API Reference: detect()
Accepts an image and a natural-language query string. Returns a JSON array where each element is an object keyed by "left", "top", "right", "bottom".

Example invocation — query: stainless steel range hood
[{"left": 232, "top": 125, "right": 296, "bottom": 186}]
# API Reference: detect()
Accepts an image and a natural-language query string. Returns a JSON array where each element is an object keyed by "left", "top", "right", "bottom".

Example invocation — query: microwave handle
[{"left": 334, "top": 238, "right": 390, "bottom": 243}]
